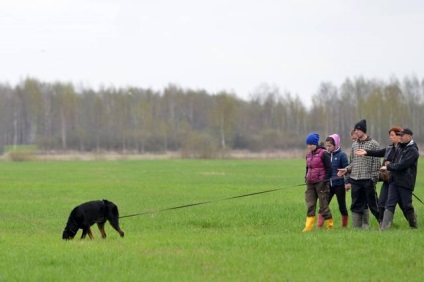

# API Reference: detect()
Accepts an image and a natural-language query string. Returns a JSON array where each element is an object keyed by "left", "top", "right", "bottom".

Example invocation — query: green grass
[
  {"left": 1, "top": 159, "right": 424, "bottom": 281},
  {"left": 3, "top": 145, "right": 38, "bottom": 152}
]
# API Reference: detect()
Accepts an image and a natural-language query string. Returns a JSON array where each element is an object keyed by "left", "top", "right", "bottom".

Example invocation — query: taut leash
[
  {"left": 120, "top": 177, "right": 424, "bottom": 219},
  {"left": 413, "top": 192, "right": 424, "bottom": 205},
  {"left": 119, "top": 182, "right": 308, "bottom": 219}
]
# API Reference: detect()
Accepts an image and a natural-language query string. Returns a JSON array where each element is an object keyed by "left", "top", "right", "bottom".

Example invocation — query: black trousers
[
  {"left": 329, "top": 184, "right": 348, "bottom": 216},
  {"left": 385, "top": 182, "right": 415, "bottom": 216},
  {"left": 350, "top": 179, "right": 380, "bottom": 221},
  {"left": 379, "top": 181, "right": 407, "bottom": 220},
  {"left": 378, "top": 182, "right": 389, "bottom": 221}
]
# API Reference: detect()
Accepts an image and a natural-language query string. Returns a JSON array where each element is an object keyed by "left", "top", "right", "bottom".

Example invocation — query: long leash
[
  {"left": 119, "top": 178, "right": 424, "bottom": 219},
  {"left": 413, "top": 192, "right": 424, "bottom": 205},
  {"left": 119, "top": 182, "right": 307, "bottom": 219}
]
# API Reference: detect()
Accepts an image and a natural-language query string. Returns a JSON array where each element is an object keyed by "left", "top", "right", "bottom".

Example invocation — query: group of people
[{"left": 302, "top": 119, "right": 419, "bottom": 231}]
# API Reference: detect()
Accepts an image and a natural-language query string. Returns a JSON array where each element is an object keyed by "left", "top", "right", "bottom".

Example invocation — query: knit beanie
[
  {"left": 306, "top": 133, "right": 319, "bottom": 146},
  {"left": 354, "top": 119, "right": 367, "bottom": 133}
]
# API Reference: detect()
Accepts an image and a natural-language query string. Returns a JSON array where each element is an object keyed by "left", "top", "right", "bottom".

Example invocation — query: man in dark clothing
[
  {"left": 337, "top": 119, "right": 381, "bottom": 229},
  {"left": 380, "top": 128, "right": 419, "bottom": 230}
]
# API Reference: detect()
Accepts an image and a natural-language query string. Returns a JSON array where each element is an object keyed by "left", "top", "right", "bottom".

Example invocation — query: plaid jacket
[{"left": 346, "top": 136, "right": 381, "bottom": 182}]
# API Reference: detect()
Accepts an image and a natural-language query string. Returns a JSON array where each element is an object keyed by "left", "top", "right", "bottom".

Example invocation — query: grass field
[{"left": 1, "top": 159, "right": 424, "bottom": 281}]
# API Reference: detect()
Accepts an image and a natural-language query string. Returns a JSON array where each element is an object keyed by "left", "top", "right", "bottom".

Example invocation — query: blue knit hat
[{"left": 306, "top": 133, "right": 319, "bottom": 146}]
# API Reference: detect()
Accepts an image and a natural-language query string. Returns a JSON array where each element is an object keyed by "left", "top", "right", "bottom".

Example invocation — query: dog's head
[
  {"left": 62, "top": 219, "right": 78, "bottom": 240},
  {"left": 62, "top": 228, "right": 77, "bottom": 240}
]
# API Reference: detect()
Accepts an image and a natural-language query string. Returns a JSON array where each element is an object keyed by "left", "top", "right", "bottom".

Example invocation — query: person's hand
[
  {"left": 337, "top": 168, "right": 347, "bottom": 177},
  {"left": 355, "top": 149, "right": 367, "bottom": 156},
  {"left": 380, "top": 166, "right": 387, "bottom": 171},
  {"left": 345, "top": 183, "right": 351, "bottom": 191}
]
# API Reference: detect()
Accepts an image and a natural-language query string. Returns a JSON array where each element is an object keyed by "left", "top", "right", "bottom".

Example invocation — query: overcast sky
[{"left": 1, "top": 0, "right": 424, "bottom": 106}]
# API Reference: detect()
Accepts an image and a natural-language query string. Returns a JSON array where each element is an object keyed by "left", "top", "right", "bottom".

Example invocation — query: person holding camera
[
  {"left": 379, "top": 128, "right": 419, "bottom": 230},
  {"left": 354, "top": 126, "right": 402, "bottom": 224}
]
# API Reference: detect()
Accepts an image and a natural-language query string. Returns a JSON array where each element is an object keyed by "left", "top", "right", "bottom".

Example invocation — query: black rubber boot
[
  {"left": 406, "top": 212, "right": 418, "bottom": 229},
  {"left": 380, "top": 210, "right": 394, "bottom": 230},
  {"left": 352, "top": 212, "right": 362, "bottom": 228}
]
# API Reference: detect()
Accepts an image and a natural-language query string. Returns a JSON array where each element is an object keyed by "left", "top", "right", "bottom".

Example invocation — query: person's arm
[
  {"left": 345, "top": 145, "right": 355, "bottom": 172},
  {"left": 341, "top": 152, "right": 349, "bottom": 169},
  {"left": 339, "top": 145, "right": 355, "bottom": 177},
  {"left": 305, "top": 156, "right": 308, "bottom": 182},
  {"left": 369, "top": 141, "right": 382, "bottom": 183},
  {"left": 322, "top": 152, "right": 332, "bottom": 180},
  {"left": 340, "top": 152, "right": 350, "bottom": 189},
  {"left": 363, "top": 148, "right": 386, "bottom": 157}
]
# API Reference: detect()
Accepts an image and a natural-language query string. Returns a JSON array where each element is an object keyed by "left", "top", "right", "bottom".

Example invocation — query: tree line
[{"left": 0, "top": 76, "right": 422, "bottom": 157}]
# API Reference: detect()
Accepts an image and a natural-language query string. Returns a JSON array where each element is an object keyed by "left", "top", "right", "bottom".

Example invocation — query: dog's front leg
[
  {"left": 109, "top": 219, "right": 125, "bottom": 237},
  {"left": 97, "top": 222, "right": 106, "bottom": 239},
  {"left": 81, "top": 228, "right": 88, "bottom": 239},
  {"left": 87, "top": 228, "right": 94, "bottom": 239}
]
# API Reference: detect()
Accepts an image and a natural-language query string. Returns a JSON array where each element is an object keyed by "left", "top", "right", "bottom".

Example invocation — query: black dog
[{"left": 62, "top": 199, "right": 125, "bottom": 240}]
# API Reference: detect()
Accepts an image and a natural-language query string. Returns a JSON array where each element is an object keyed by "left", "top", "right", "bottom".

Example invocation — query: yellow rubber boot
[
  {"left": 325, "top": 218, "right": 334, "bottom": 230},
  {"left": 302, "top": 216, "right": 315, "bottom": 232}
]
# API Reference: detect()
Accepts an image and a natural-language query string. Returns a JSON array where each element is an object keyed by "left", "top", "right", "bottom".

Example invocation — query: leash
[
  {"left": 119, "top": 177, "right": 424, "bottom": 219},
  {"left": 119, "top": 182, "right": 308, "bottom": 219},
  {"left": 413, "top": 192, "right": 424, "bottom": 205}
]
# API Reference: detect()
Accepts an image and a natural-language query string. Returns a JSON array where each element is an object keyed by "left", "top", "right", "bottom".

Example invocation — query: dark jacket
[
  {"left": 329, "top": 147, "right": 349, "bottom": 187},
  {"left": 365, "top": 144, "right": 398, "bottom": 183},
  {"left": 387, "top": 140, "right": 419, "bottom": 191}
]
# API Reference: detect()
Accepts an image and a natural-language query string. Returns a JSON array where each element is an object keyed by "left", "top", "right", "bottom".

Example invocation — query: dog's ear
[
  {"left": 105, "top": 202, "right": 119, "bottom": 216},
  {"left": 104, "top": 200, "right": 116, "bottom": 210}
]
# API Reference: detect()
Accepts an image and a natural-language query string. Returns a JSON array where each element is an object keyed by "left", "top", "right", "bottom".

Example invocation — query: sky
[{"left": 1, "top": 0, "right": 424, "bottom": 107}]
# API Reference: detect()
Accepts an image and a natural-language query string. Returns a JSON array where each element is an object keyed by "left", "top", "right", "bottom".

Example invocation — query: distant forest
[{"left": 0, "top": 76, "right": 423, "bottom": 157}]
